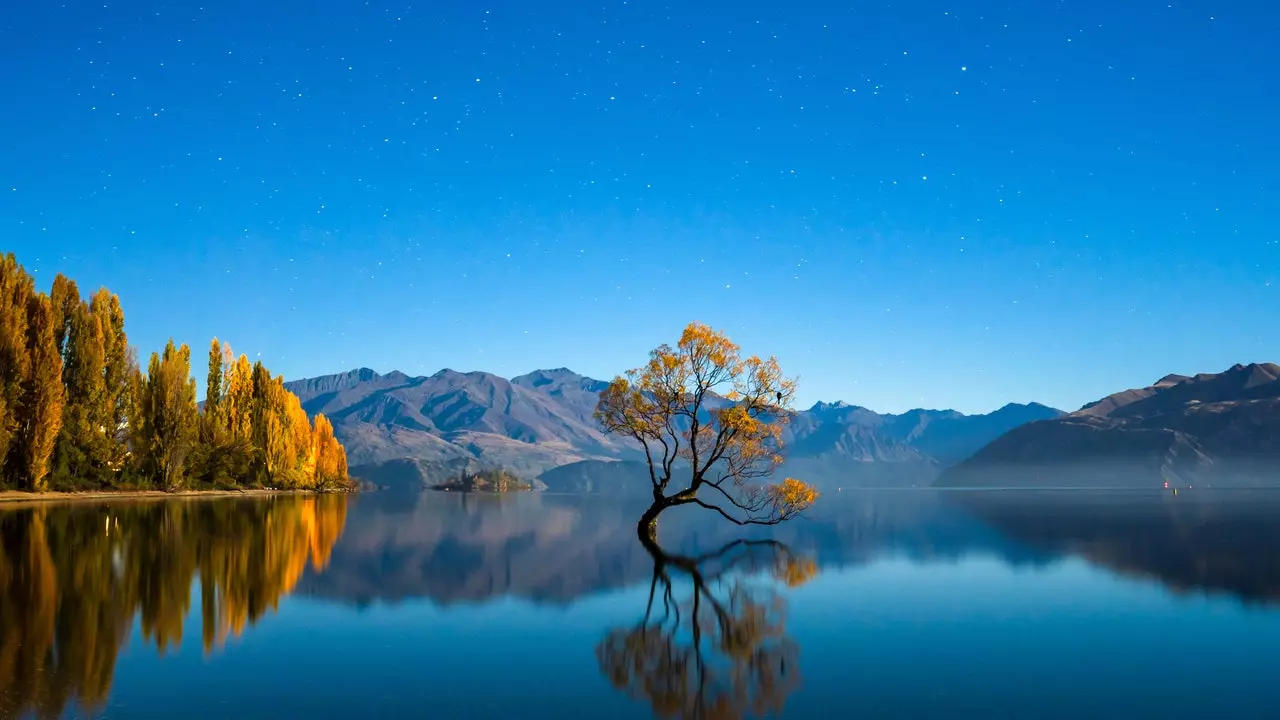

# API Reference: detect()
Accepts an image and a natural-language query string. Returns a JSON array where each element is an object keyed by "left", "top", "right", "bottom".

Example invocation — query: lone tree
[{"left": 595, "top": 322, "right": 818, "bottom": 543}]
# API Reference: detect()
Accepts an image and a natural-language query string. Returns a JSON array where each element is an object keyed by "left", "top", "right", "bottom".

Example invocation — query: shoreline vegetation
[
  {"left": 0, "top": 487, "right": 342, "bottom": 506},
  {"left": 429, "top": 468, "right": 533, "bottom": 493},
  {"left": 0, "top": 252, "right": 353, "bottom": 495}
]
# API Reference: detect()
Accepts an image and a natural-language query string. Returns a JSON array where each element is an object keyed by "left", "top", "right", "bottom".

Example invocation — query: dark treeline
[
  {"left": 0, "top": 494, "right": 348, "bottom": 718},
  {"left": 0, "top": 253, "right": 350, "bottom": 492}
]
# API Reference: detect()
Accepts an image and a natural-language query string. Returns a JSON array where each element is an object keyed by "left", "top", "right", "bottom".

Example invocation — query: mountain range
[
  {"left": 938, "top": 362, "right": 1280, "bottom": 487},
  {"left": 284, "top": 367, "right": 1063, "bottom": 490}
]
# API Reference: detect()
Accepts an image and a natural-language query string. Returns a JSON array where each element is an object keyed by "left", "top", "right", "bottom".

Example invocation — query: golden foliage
[
  {"left": 88, "top": 288, "right": 131, "bottom": 469},
  {"left": 0, "top": 252, "right": 353, "bottom": 492},
  {"left": 13, "top": 294, "right": 65, "bottom": 491},
  {"left": 222, "top": 353, "right": 255, "bottom": 444},
  {"left": 0, "top": 256, "right": 36, "bottom": 470},
  {"left": 41, "top": 281, "right": 133, "bottom": 488},
  {"left": 594, "top": 322, "right": 818, "bottom": 535},
  {"left": 309, "top": 413, "right": 348, "bottom": 490},
  {"left": 203, "top": 338, "right": 224, "bottom": 440},
  {"left": 134, "top": 341, "right": 199, "bottom": 490},
  {"left": 0, "top": 256, "right": 67, "bottom": 491}
]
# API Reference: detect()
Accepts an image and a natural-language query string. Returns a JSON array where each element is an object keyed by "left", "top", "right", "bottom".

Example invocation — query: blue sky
[{"left": 2, "top": 1, "right": 1276, "bottom": 413}]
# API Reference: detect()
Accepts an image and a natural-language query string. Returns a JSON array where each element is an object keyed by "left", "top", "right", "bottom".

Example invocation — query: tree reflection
[
  {"left": 597, "top": 537, "right": 817, "bottom": 719},
  {"left": 0, "top": 495, "right": 348, "bottom": 719}
]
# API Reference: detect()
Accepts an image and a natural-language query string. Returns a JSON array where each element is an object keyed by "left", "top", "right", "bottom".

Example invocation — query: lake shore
[{"left": 0, "top": 488, "right": 348, "bottom": 506}]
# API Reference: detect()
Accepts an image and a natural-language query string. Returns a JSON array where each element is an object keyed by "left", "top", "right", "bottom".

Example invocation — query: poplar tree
[
  {"left": 286, "top": 391, "right": 312, "bottom": 484},
  {"left": 0, "top": 254, "right": 33, "bottom": 480},
  {"left": 223, "top": 354, "right": 254, "bottom": 444},
  {"left": 250, "top": 360, "right": 272, "bottom": 483},
  {"left": 205, "top": 338, "right": 223, "bottom": 425},
  {"left": 49, "top": 274, "right": 79, "bottom": 360},
  {"left": 138, "top": 341, "right": 198, "bottom": 490},
  {"left": 261, "top": 379, "right": 295, "bottom": 485},
  {"left": 310, "top": 414, "right": 347, "bottom": 490},
  {"left": 90, "top": 288, "right": 131, "bottom": 470},
  {"left": 55, "top": 300, "right": 107, "bottom": 485},
  {"left": 13, "top": 293, "right": 64, "bottom": 491}
]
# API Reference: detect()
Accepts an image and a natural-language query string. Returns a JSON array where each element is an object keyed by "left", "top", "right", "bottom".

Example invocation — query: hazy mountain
[
  {"left": 287, "top": 367, "right": 1062, "bottom": 487},
  {"left": 537, "top": 460, "right": 656, "bottom": 494},
  {"left": 888, "top": 402, "right": 1065, "bottom": 464},
  {"left": 938, "top": 363, "right": 1280, "bottom": 488},
  {"left": 786, "top": 400, "right": 1062, "bottom": 465}
]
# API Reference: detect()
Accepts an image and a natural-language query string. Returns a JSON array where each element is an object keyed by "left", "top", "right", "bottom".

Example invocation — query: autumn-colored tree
[
  {"left": 191, "top": 340, "right": 254, "bottom": 488},
  {"left": 204, "top": 338, "right": 223, "bottom": 436},
  {"left": 594, "top": 322, "right": 819, "bottom": 543},
  {"left": 125, "top": 362, "right": 147, "bottom": 477},
  {"left": 46, "top": 284, "right": 131, "bottom": 488},
  {"left": 48, "top": 274, "right": 79, "bottom": 359},
  {"left": 259, "top": 378, "right": 298, "bottom": 486},
  {"left": 286, "top": 391, "right": 312, "bottom": 481},
  {"left": 54, "top": 298, "right": 108, "bottom": 485},
  {"left": 89, "top": 288, "right": 131, "bottom": 466},
  {"left": 11, "top": 294, "right": 65, "bottom": 491},
  {"left": 136, "top": 340, "right": 198, "bottom": 490},
  {"left": 310, "top": 413, "right": 348, "bottom": 490},
  {"left": 249, "top": 360, "right": 274, "bottom": 483},
  {"left": 0, "top": 253, "right": 352, "bottom": 493},
  {"left": 186, "top": 350, "right": 348, "bottom": 491},
  {"left": 334, "top": 448, "right": 349, "bottom": 491},
  {"left": 0, "top": 255, "right": 34, "bottom": 482},
  {"left": 222, "top": 352, "right": 254, "bottom": 444}
]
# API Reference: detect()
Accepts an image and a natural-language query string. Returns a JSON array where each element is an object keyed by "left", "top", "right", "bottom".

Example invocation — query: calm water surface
[{"left": 4, "top": 489, "right": 1280, "bottom": 719}]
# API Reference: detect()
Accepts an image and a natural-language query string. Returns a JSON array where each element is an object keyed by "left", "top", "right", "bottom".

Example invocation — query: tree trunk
[{"left": 637, "top": 501, "right": 665, "bottom": 548}]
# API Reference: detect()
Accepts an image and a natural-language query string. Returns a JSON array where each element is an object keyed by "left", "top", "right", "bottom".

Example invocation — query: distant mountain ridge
[
  {"left": 938, "top": 362, "right": 1280, "bottom": 487},
  {"left": 285, "top": 367, "right": 1063, "bottom": 489}
]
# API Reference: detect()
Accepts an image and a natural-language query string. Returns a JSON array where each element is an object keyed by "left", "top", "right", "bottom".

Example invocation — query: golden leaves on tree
[
  {"left": 594, "top": 321, "right": 818, "bottom": 538},
  {"left": 200, "top": 340, "right": 349, "bottom": 491},
  {"left": 0, "top": 251, "right": 353, "bottom": 492},
  {"left": 0, "top": 256, "right": 66, "bottom": 492}
]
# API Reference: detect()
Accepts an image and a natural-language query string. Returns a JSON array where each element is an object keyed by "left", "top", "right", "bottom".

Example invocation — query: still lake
[{"left": 4, "top": 488, "right": 1280, "bottom": 719}]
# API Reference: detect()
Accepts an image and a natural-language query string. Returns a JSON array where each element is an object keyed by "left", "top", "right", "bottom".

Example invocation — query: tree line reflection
[{"left": 0, "top": 495, "right": 348, "bottom": 719}]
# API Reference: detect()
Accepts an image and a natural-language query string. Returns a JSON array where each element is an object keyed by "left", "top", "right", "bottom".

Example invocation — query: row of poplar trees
[{"left": 0, "top": 253, "right": 350, "bottom": 492}]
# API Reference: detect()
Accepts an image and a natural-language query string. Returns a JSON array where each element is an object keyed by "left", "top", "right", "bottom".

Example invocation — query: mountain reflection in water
[
  {"left": 287, "top": 489, "right": 1280, "bottom": 610},
  {"left": 4, "top": 488, "right": 1280, "bottom": 719},
  {"left": 951, "top": 489, "right": 1280, "bottom": 605}
]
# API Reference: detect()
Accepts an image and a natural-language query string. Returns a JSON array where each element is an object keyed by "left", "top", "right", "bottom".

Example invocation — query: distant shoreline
[{"left": 0, "top": 488, "right": 350, "bottom": 506}]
